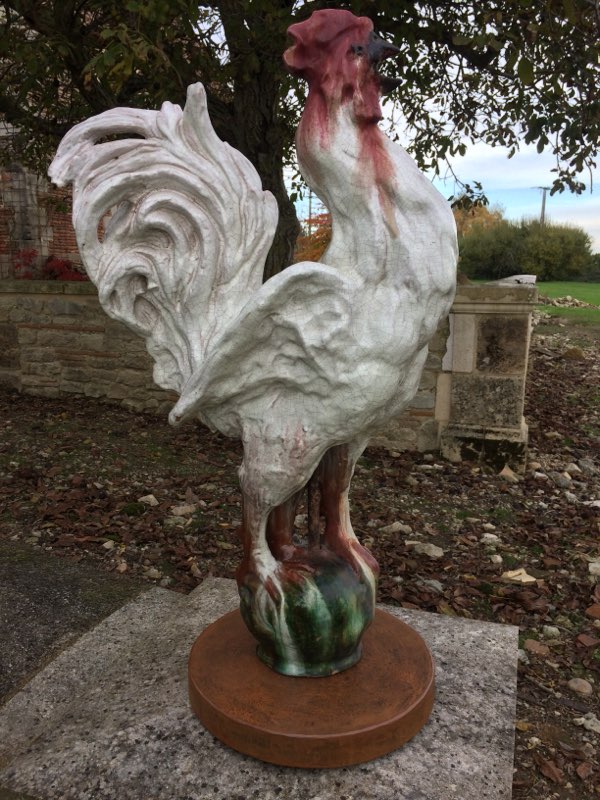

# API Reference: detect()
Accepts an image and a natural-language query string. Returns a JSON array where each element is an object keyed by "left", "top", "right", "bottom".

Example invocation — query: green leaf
[
  {"left": 562, "top": 0, "right": 577, "bottom": 24},
  {"left": 518, "top": 57, "right": 534, "bottom": 85},
  {"left": 452, "top": 34, "right": 473, "bottom": 46}
]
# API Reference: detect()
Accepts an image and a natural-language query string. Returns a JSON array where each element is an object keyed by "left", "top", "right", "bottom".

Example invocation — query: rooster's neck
[{"left": 297, "top": 93, "right": 399, "bottom": 280}]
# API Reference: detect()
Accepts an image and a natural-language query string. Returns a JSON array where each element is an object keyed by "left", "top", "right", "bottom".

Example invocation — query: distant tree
[
  {"left": 458, "top": 219, "right": 526, "bottom": 280},
  {"left": 453, "top": 201, "right": 504, "bottom": 238},
  {"left": 294, "top": 212, "right": 332, "bottom": 263},
  {"left": 522, "top": 221, "right": 595, "bottom": 280},
  {"left": 459, "top": 218, "right": 595, "bottom": 281},
  {"left": 589, "top": 253, "right": 600, "bottom": 282}
]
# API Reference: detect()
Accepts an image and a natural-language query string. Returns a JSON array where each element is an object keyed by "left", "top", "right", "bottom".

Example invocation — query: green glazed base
[
  {"left": 257, "top": 642, "right": 363, "bottom": 677},
  {"left": 239, "top": 548, "right": 375, "bottom": 677}
]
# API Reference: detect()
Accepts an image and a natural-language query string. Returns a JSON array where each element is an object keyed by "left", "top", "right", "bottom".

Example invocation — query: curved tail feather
[{"left": 49, "top": 83, "right": 278, "bottom": 393}]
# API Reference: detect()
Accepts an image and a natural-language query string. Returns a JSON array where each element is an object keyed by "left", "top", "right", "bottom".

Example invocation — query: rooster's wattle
[{"left": 49, "top": 9, "right": 457, "bottom": 677}]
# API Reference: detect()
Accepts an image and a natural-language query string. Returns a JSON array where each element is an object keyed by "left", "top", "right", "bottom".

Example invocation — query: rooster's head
[{"left": 284, "top": 9, "right": 399, "bottom": 124}]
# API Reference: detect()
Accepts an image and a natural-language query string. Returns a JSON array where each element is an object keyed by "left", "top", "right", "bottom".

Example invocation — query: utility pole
[{"left": 536, "top": 186, "right": 550, "bottom": 226}]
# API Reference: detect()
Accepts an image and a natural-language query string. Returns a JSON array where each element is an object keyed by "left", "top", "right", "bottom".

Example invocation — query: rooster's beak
[
  {"left": 367, "top": 33, "right": 402, "bottom": 95},
  {"left": 367, "top": 33, "right": 399, "bottom": 63}
]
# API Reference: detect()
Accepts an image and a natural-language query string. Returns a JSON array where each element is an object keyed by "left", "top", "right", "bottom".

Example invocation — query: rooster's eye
[{"left": 351, "top": 44, "right": 365, "bottom": 56}]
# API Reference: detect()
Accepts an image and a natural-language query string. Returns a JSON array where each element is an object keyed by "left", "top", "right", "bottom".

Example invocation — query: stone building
[{"left": 0, "top": 122, "right": 80, "bottom": 279}]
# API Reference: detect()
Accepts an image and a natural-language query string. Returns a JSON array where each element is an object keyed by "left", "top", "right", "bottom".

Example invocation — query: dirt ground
[{"left": 0, "top": 315, "right": 598, "bottom": 799}]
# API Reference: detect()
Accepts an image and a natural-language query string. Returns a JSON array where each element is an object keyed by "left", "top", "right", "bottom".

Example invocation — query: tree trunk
[
  {"left": 263, "top": 174, "right": 301, "bottom": 282},
  {"left": 227, "top": 73, "right": 301, "bottom": 282},
  {"left": 218, "top": 0, "right": 301, "bottom": 281}
]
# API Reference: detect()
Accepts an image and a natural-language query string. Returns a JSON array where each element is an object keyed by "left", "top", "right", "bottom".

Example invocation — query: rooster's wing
[{"left": 169, "top": 262, "right": 368, "bottom": 439}]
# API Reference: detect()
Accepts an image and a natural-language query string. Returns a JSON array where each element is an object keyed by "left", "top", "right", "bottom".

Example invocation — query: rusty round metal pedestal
[{"left": 188, "top": 608, "right": 435, "bottom": 768}]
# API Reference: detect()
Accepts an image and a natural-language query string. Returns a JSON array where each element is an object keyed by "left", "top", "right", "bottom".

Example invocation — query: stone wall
[
  {"left": 371, "top": 280, "right": 537, "bottom": 468},
  {"left": 369, "top": 320, "right": 449, "bottom": 453},
  {"left": 438, "top": 281, "right": 538, "bottom": 470},
  {"left": 0, "top": 279, "right": 538, "bottom": 466},
  {"left": 0, "top": 281, "right": 175, "bottom": 413}
]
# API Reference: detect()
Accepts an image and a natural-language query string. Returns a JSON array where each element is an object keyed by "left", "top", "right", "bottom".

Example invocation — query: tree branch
[{"left": 0, "top": 92, "right": 69, "bottom": 136}]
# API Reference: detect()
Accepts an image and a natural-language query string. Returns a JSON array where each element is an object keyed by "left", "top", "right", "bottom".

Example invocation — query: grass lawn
[
  {"left": 535, "top": 281, "right": 600, "bottom": 325},
  {"left": 537, "top": 281, "right": 600, "bottom": 305},
  {"left": 539, "top": 306, "right": 600, "bottom": 324}
]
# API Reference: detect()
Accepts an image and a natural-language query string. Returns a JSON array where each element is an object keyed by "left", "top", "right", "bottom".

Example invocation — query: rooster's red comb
[{"left": 284, "top": 9, "right": 373, "bottom": 77}]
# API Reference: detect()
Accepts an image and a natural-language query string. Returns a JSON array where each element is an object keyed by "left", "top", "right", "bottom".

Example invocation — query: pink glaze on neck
[{"left": 285, "top": 9, "right": 397, "bottom": 234}]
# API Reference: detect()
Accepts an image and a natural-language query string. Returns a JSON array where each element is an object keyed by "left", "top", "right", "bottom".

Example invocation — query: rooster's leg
[
  {"left": 320, "top": 439, "right": 361, "bottom": 550},
  {"left": 236, "top": 490, "right": 279, "bottom": 591},
  {"left": 265, "top": 491, "right": 302, "bottom": 561},
  {"left": 320, "top": 439, "right": 379, "bottom": 582},
  {"left": 237, "top": 442, "right": 376, "bottom": 676},
  {"left": 307, "top": 468, "right": 323, "bottom": 549},
  {"left": 237, "top": 486, "right": 309, "bottom": 675}
]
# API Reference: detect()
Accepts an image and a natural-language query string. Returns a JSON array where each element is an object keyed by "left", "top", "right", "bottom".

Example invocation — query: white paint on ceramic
[
  {"left": 49, "top": 15, "right": 457, "bottom": 587},
  {"left": 49, "top": 83, "right": 278, "bottom": 395}
]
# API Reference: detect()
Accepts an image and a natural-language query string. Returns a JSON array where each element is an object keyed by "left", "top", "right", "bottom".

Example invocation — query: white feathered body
[{"left": 50, "top": 76, "right": 456, "bottom": 541}]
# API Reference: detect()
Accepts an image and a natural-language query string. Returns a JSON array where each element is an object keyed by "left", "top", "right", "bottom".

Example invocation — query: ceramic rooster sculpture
[{"left": 49, "top": 9, "right": 457, "bottom": 677}]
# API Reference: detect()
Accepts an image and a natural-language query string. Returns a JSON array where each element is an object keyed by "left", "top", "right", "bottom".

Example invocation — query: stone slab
[
  {"left": 0, "top": 540, "right": 145, "bottom": 702},
  {"left": 452, "top": 283, "right": 538, "bottom": 312},
  {"left": 450, "top": 374, "right": 524, "bottom": 428},
  {"left": 0, "top": 578, "right": 518, "bottom": 800}
]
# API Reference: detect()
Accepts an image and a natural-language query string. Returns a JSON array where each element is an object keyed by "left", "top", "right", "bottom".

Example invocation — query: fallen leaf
[
  {"left": 576, "top": 761, "right": 593, "bottom": 780},
  {"left": 511, "top": 773, "right": 531, "bottom": 789},
  {"left": 501, "top": 568, "right": 537, "bottom": 585},
  {"left": 585, "top": 604, "right": 600, "bottom": 620},
  {"left": 515, "top": 590, "right": 549, "bottom": 612},
  {"left": 185, "top": 486, "right": 200, "bottom": 504},
  {"left": 558, "top": 740, "right": 589, "bottom": 761},
  {"left": 577, "top": 633, "right": 600, "bottom": 648},
  {"left": 534, "top": 754, "right": 564, "bottom": 784},
  {"left": 189, "top": 562, "right": 202, "bottom": 579},
  {"left": 524, "top": 639, "right": 550, "bottom": 656},
  {"left": 543, "top": 556, "right": 562, "bottom": 568}
]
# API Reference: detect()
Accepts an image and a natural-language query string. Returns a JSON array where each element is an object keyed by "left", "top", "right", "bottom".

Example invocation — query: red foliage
[
  {"left": 294, "top": 212, "right": 332, "bottom": 262},
  {"left": 42, "top": 256, "right": 87, "bottom": 282},
  {"left": 12, "top": 249, "right": 88, "bottom": 281},
  {"left": 13, "top": 248, "right": 38, "bottom": 280}
]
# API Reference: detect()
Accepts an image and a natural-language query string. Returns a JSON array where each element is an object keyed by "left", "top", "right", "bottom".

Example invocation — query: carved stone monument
[{"left": 49, "top": 9, "right": 457, "bottom": 767}]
